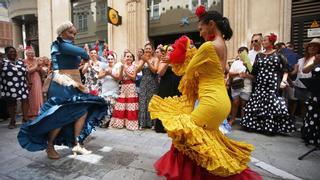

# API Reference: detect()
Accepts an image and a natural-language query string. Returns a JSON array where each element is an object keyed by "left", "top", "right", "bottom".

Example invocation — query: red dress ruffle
[{"left": 154, "top": 145, "right": 262, "bottom": 180}]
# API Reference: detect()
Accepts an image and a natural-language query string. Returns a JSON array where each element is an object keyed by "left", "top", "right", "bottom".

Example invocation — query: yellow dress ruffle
[
  {"left": 171, "top": 47, "right": 197, "bottom": 76},
  {"left": 149, "top": 95, "right": 253, "bottom": 177},
  {"left": 149, "top": 41, "right": 254, "bottom": 177}
]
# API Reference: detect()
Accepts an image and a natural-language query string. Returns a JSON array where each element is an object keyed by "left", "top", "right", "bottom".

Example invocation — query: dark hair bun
[{"left": 199, "top": 11, "right": 233, "bottom": 41}]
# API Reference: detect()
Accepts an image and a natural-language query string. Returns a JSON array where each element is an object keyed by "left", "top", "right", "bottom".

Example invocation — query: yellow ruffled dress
[{"left": 148, "top": 41, "right": 254, "bottom": 177}]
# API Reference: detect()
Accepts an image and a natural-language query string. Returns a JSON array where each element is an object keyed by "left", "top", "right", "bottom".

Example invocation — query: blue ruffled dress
[{"left": 18, "top": 38, "right": 109, "bottom": 151}]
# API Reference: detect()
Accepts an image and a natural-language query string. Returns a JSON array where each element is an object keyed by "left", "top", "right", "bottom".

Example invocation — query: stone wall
[{"left": 224, "top": 0, "right": 291, "bottom": 59}]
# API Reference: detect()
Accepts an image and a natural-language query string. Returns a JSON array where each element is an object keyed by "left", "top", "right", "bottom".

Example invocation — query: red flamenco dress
[{"left": 110, "top": 64, "right": 139, "bottom": 130}]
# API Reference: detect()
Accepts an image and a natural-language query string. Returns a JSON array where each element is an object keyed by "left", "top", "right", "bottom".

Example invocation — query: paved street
[{"left": 0, "top": 118, "right": 319, "bottom": 180}]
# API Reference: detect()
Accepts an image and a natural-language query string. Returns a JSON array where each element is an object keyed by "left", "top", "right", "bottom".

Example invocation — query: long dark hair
[{"left": 199, "top": 11, "right": 233, "bottom": 41}]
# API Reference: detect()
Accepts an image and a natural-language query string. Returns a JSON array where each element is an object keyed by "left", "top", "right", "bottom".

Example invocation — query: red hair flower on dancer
[{"left": 195, "top": 5, "right": 206, "bottom": 18}]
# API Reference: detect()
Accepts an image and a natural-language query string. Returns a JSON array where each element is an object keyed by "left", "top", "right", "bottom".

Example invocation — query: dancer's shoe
[{"left": 72, "top": 143, "right": 92, "bottom": 156}]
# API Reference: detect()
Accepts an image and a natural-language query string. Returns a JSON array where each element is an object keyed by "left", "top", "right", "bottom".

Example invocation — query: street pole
[{"left": 21, "top": 15, "right": 26, "bottom": 59}]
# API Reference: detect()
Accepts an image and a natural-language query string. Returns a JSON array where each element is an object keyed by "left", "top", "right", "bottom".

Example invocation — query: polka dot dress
[
  {"left": 0, "top": 59, "right": 29, "bottom": 100},
  {"left": 302, "top": 97, "right": 320, "bottom": 145},
  {"left": 241, "top": 52, "right": 295, "bottom": 134},
  {"left": 301, "top": 64, "right": 320, "bottom": 145}
]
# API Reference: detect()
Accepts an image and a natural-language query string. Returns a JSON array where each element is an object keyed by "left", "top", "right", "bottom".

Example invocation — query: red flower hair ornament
[
  {"left": 107, "top": 50, "right": 114, "bottom": 56},
  {"left": 268, "top": 33, "right": 277, "bottom": 43},
  {"left": 195, "top": 5, "right": 206, "bottom": 18},
  {"left": 25, "top": 45, "right": 34, "bottom": 52}
]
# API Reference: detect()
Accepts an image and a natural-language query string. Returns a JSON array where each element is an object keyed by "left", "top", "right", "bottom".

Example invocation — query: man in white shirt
[{"left": 248, "top": 33, "right": 263, "bottom": 65}]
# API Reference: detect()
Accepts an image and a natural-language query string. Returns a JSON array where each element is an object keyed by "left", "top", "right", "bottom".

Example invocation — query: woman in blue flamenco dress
[{"left": 18, "top": 21, "right": 109, "bottom": 159}]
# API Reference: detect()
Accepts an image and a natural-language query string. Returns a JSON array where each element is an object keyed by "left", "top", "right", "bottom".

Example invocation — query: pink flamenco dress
[
  {"left": 148, "top": 36, "right": 262, "bottom": 180},
  {"left": 24, "top": 58, "right": 43, "bottom": 119}
]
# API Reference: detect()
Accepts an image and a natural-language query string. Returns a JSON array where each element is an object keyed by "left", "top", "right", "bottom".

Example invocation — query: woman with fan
[{"left": 240, "top": 34, "right": 296, "bottom": 135}]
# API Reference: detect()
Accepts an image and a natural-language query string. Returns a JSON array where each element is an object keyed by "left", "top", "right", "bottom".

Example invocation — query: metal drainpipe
[
  {"left": 50, "top": 0, "right": 54, "bottom": 42},
  {"left": 21, "top": 15, "right": 26, "bottom": 58},
  {"left": 146, "top": 7, "right": 150, "bottom": 40}
]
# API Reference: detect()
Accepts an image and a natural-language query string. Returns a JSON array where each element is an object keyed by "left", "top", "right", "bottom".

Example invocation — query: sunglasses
[
  {"left": 253, "top": 33, "right": 262, "bottom": 36},
  {"left": 251, "top": 40, "right": 259, "bottom": 43},
  {"left": 107, "top": 58, "right": 114, "bottom": 60}
]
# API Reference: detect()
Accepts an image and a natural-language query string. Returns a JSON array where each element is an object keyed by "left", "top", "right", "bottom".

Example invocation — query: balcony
[{"left": 6, "top": 0, "right": 37, "bottom": 19}]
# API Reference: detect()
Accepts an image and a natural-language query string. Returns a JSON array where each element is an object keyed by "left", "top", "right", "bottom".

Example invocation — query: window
[
  {"left": 192, "top": 0, "right": 198, "bottom": 11},
  {"left": 201, "top": 0, "right": 208, "bottom": 8},
  {"left": 100, "top": 3, "right": 107, "bottom": 22},
  {"left": 78, "top": 14, "right": 88, "bottom": 32},
  {"left": 177, "top": 5, "right": 180, "bottom": 9},
  {"left": 152, "top": 4, "right": 160, "bottom": 20},
  {"left": 71, "top": 1, "right": 107, "bottom": 47}
]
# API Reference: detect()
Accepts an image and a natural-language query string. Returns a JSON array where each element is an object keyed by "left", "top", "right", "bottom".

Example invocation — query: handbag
[{"left": 231, "top": 78, "right": 244, "bottom": 89}]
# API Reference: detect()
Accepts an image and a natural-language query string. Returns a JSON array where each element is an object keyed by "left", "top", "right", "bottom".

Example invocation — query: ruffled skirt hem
[
  {"left": 149, "top": 95, "right": 254, "bottom": 177},
  {"left": 18, "top": 94, "right": 108, "bottom": 152},
  {"left": 155, "top": 145, "right": 262, "bottom": 180}
]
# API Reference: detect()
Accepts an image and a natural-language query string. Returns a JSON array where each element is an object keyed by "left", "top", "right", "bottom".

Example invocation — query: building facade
[
  {"left": 71, "top": 0, "right": 108, "bottom": 52},
  {"left": 148, "top": 0, "right": 223, "bottom": 47},
  {"left": 291, "top": 0, "right": 320, "bottom": 55},
  {"left": 107, "top": 0, "right": 148, "bottom": 59},
  {"left": 149, "top": 0, "right": 320, "bottom": 59},
  {"left": 6, "top": 0, "right": 320, "bottom": 59},
  {"left": 0, "top": 2, "right": 13, "bottom": 53},
  {"left": 6, "top": 0, "right": 38, "bottom": 56},
  {"left": 6, "top": 0, "right": 148, "bottom": 59}
]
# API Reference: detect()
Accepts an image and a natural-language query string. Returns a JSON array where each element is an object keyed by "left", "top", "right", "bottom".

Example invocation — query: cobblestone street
[{"left": 0, "top": 119, "right": 319, "bottom": 180}]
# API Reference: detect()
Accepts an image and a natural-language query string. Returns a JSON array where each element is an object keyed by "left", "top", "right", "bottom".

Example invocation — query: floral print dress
[{"left": 84, "top": 60, "right": 103, "bottom": 96}]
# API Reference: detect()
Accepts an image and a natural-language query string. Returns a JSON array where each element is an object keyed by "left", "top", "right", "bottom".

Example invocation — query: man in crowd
[{"left": 248, "top": 33, "right": 263, "bottom": 65}]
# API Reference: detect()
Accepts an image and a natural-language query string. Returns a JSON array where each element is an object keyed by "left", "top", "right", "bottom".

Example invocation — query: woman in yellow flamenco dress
[{"left": 148, "top": 6, "right": 262, "bottom": 180}]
